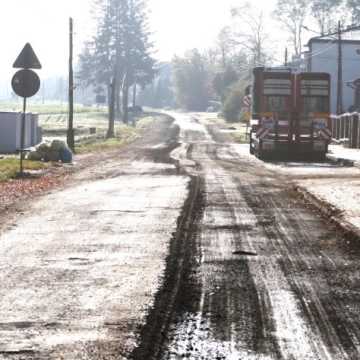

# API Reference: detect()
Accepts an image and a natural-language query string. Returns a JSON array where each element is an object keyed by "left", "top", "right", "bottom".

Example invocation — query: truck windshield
[{"left": 303, "top": 97, "right": 329, "bottom": 113}]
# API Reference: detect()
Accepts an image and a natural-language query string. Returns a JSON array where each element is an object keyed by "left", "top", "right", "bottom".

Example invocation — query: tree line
[
  {"left": 77, "top": 0, "right": 360, "bottom": 125},
  {"left": 170, "top": 0, "right": 360, "bottom": 121}
]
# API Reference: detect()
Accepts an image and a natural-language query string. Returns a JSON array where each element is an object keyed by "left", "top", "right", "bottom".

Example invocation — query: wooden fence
[{"left": 330, "top": 113, "right": 360, "bottom": 149}]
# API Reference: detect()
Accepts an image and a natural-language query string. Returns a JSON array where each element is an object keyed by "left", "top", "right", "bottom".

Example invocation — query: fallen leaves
[{"left": 0, "top": 175, "right": 63, "bottom": 210}]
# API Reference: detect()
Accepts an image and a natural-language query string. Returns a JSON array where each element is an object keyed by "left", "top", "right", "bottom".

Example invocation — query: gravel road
[
  {"left": 0, "top": 115, "right": 188, "bottom": 359},
  {"left": 133, "top": 113, "right": 360, "bottom": 360},
  {"left": 2, "top": 113, "right": 360, "bottom": 359}
]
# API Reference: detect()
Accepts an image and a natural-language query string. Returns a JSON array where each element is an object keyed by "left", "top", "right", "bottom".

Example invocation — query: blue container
[{"left": 60, "top": 148, "right": 73, "bottom": 163}]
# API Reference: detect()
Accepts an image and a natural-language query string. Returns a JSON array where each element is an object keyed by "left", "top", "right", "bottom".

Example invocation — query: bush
[
  {"left": 223, "top": 87, "right": 244, "bottom": 123},
  {"left": 27, "top": 140, "right": 73, "bottom": 163}
]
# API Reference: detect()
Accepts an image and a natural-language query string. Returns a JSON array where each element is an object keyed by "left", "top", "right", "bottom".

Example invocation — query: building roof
[{"left": 307, "top": 37, "right": 360, "bottom": 47}]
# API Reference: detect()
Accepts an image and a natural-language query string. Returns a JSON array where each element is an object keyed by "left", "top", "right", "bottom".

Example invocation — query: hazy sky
[{"left": 0, "top": 0, "right": 280, "bottom": 81}]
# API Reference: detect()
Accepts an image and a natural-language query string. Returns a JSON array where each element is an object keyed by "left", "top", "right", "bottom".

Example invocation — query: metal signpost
[{"left": 11, "top": 43, "right": 42, "bottom": 176}]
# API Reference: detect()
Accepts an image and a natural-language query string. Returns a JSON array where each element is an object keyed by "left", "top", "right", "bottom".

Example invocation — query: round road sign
[{"left": 11, "top": 69, "right": 40, "bottom": 98}]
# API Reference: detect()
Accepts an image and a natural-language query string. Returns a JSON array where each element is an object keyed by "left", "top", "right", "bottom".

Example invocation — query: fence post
[
  {"left": 350, "top": 114, "right": 359, "bottom": 148},
  {"left": 331, "top": 116, "right": 335, "bottom": 139},
  {"left": 349, "top": 114, "right": 354, "bottom": 148},
  {"left": 345, "top": 114, "right": 350, "bottom": 140},
  {"left": 336, "top": 115, "right": 341, "bottom": 140},
  {"left": 357, "top": 114, "right": 360, "bottom": 148},
  {"left": 340, "top": 114, "right": 345, "bottom": 139}
]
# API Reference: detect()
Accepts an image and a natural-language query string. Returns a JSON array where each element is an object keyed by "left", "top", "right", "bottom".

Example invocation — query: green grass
[
  {"left": 0, "top": 158, "right": 48, "bottom": 182},
  {"left": 75, "top": 116, "right": 155, "bottom": 154},
  {"left": 200, "top": 114, "right": 250, "bottom": 144},
  {"left": 0, "top": 101, "right": 106, "bottom": 115},
  {"left": 231, "top": 131, "right": 249, "bottom": 144}
]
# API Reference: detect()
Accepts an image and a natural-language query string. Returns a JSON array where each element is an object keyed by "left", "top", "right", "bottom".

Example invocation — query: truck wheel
[
  {"left": 318, "top": 152, "right": 326, "bottom": 162},
  {"left": 250, "top": 142, "right": 255, "bottom": 155},
  {"left": 312, "top": 152, "right": 326, "bottom": 162},
  {"left": 257, "top": 150, "right": 266, "bottom": 161},
  {"left": 249, "top": 131, "right": 255, "bottom": 155}
]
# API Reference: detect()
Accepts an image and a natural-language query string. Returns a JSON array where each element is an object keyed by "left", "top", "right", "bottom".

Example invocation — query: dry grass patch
[{"left": 0, "top": 158, "right": 48, "bottom": 182}]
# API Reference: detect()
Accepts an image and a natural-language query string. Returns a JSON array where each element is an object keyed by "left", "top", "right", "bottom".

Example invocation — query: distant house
[{"left": 304, "top": 32, "right": 360, "bottom": 114}]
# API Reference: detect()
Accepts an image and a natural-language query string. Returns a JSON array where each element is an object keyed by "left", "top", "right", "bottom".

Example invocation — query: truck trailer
[{"left": 249, "top": 67, "right": 331, "bottom": 160}]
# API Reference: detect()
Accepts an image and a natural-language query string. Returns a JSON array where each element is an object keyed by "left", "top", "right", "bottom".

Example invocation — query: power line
[{"left": 304, "top": 42, "right": 337, "bottom": 60}]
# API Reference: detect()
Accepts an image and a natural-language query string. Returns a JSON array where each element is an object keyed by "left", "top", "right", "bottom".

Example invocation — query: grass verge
[
  {"left": 0, "top": 101, "right": 106, "bottom": 115},
  {"left": 199, "top": 114, "right": 250, "bottom": 144},
  {"left": 231, "top": 131, "right": 249, "bottom": 144},
  {"left": 0, "top": 158, "right": 48, "bottom": 182},
  {"left": 75, "top": 116, "right": 154, "bottom": 154}
]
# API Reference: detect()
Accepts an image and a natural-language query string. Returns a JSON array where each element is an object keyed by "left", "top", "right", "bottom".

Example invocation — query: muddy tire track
[
  {"left": 134, "top": 114, "right": 360, "bottom": 360},
  {"left": 130, "top": 175, "right": 204, "bottom": 360}
]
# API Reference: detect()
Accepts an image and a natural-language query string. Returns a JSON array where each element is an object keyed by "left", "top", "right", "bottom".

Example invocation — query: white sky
[{"left": 0, "top": 0, "right": 284, "bottom": 82}]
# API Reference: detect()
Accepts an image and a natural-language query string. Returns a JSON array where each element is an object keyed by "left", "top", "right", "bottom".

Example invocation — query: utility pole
[
  {"left": 132, "top": 81, "right": 137, "bottom": 108},
  {"left": 122, "top": 72, "right": 129, "bottom": 124},
  {"left": 67, "top": 17, "right": 75, "bottom": 151},
  {"left": 107, "top": 76, "right": 116, "bottom": 138},
  {"left": 284, "top": 48, "right": 288, "bottom": 66},
  {"left": 337, "top": 20, "right": 343, "bottom": 115}
]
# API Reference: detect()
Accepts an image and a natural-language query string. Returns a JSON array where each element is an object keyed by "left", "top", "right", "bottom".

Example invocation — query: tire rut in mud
[
  {"left": 211, "top": 143, "right": 360, "bottom": 358},
  {"left": 130, "top": 175, "right": 205, "bottom": 360},
  {"left": 146, "top": 142, "right": 278, "bottom": 359}
]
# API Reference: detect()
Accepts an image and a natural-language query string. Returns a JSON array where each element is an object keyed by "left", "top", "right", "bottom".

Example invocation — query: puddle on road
[
  {"left": 206, "top": 224, "right": 254, "bottom": 232},
  {"left": 232, "top": 250, "right": 257, "bottom": 256}
]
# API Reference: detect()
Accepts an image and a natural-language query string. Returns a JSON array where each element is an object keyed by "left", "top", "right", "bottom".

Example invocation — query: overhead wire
[
  {"left": 304, "top": 41, "right": 337, "bottom": 60},
  {"left": 230, "top": 38, "right": 338, "bottom": 76}
]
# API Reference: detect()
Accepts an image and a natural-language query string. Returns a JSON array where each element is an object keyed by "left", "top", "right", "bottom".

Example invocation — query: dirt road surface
[
  {"left": 133, "top": 113, "right": 360, "bottom": 360},
  {"left": 2, "top": 112, "right": 360, "bottom": 359},
  {"left": 0, "top": 116, "right": 189, "bottom": 359}
]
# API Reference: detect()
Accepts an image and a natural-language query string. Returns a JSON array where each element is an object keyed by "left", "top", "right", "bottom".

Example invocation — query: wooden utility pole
[
  {"left": 337, "top": 21, "right": 343, "bottom": 115},
  {"left": 122, "top": 72, "right": 129, "bottom": 124},
  {"left": 107, "top": 76, "right": 116, "bottom": 138},
  {"left": 132, "top": 82, "right": 137, "bottom": 108},
  {"left": 67, "top": 17, "right": 75, "bottom": 151}
]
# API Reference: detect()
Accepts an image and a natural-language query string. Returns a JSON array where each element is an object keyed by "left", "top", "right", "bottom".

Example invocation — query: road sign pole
[
  {"left": 20, "top": 97, "right": 27, "bottom": 175},
  {"left": 12, "top": 43, "right": 42, "bottom": 177},
  {"left": 67, "top": 17, "right": 75, "bottom": 151}
]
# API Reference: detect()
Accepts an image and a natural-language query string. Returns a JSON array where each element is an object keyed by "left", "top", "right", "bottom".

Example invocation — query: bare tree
[
  {"left": 216, "top": 27, "right": 234, "bottom": 69},
  {"left": 231, "top": 3, "right": 272, "bottom": 68},
  {"left": 346, "top": 0, "right": 360, "bottom": 23},
  {"left": 274, "top": 0, "right": 310, "bottom": 57},
  {"left": 310, "top": 0, "right": 342, "bottom": 35}
]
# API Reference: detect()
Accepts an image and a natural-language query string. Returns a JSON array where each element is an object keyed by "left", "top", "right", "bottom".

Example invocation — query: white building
[{"left": 305, "top": 32, "right": 360, "bottom": 114}]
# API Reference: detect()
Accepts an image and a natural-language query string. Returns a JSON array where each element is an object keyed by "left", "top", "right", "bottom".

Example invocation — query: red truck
[{"left": 249, "top": 67, "right": 331, "bottom": 160}]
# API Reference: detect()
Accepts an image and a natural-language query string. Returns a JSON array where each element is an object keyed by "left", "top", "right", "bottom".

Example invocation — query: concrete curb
[
  {"left": 326, "top": 153, "right": 360, "bottom": 168},
  {"left": 295, "top": 185, "right": 360, "bottom": 241}
]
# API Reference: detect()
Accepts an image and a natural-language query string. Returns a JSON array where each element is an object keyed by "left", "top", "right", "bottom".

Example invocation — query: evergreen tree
[
  {"left": 78, "top": 0, "right": 155, "bottom": 134},
  {"left": 213, "top": 66, "right": 239, "bottom": 104},
  {"left": 172, "top": 49, "right": 212, "bottom": 111}
]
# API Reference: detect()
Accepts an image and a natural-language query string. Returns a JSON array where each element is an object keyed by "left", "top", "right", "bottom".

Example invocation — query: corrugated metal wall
[{"left": 0, "top": 112, "right": 41, "bottom": 153}]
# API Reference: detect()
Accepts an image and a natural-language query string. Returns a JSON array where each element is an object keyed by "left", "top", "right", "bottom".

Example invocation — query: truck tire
[
  {"left": 250, "top": 142, "right": 255, "bottom": 155},
  {"left": 249, "top": 131, "right": 255, "bottom": 155}
]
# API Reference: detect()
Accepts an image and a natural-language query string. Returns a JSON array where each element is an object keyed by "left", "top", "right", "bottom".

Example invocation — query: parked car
[{"left": 127, "top": 105, "right": 143, "bottom": 114}]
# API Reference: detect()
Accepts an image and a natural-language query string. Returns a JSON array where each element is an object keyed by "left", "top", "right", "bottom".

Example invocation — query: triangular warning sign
[{"left": 13, "top": 43, "right": 42, "bottom": 69}]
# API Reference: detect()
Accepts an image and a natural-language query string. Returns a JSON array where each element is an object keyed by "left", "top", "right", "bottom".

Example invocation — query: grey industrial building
[
  {"left": 0, "top": 112, "right": 42, "bottom": 153},
  {"left": 303, "top": 30, "right": 360, "bottom": 114}
]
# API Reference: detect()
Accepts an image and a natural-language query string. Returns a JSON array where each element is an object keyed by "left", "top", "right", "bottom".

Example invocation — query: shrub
[{"left": 223, "top": 86, "right": 244, "bottom": 122}]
